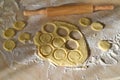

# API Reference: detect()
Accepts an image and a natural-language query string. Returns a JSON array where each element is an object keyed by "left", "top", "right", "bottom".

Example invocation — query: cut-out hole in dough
[
  {"left": 65, "top": 40, "right": 78, "bottom": 50},
  {"left": 70, "top": 31, "right": 81, "bottom": 40},
  {"left": 57, "top": 28, "right": 68, "bottom": 37},
  {"left": 44, "top": 24, "right": 55, "bottom": 33}
]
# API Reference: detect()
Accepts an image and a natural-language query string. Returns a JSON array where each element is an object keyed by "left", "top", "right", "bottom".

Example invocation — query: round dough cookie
[
  {"left": 68, "top": 51, "right": 82, "bottom": 63},
  {"left": 53, "top": 49, "right": 66, "bottom": 60},
  {"left": 3, "top": 28, "right": 15, "bottom": 39},
  {"left": 18, "top": 32, "right": 31, "bottom": 44},
  {"left": 79, "top": 17, "right": 91, "bottom": 27},
  {"left": 39, "top": 33, "right": 52, "bottom": 43},
  {"left": 13, "top": 21, "right": 26, "bottom": 30},
  {"left": 3, "top": 40, "right": 16, "bottom": 52},
  {"left": 91, "top": 22, "right": 104, "bottom": 31},
  {"left": 40, "top": 45, "right": 53, "bottom": 56},
  {"left": 98, "top": 40, "right": 111, "bottom": 51},
  {"left": 52, "top": 38, "right": 65, "bottom": 48}
]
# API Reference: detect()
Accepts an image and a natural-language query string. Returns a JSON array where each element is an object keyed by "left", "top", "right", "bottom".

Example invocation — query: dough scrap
[
  {"left": 13, "top": 21, "right": 26, "bottom": 30},
  {"left": 98, "top": 40, "right": 111, "bottom": 51},
  {"left": 18, "top": 32, "right": 31, "bottom": 44},
  {"left": 91, "top": 22, "right": 104, "bottom": 31},
  {"left": 3, "top": 28, "right": 15, "bottom": 39},
  {"left": 37, "top": 21, "right": 89, "bottom": 67},
  {"left": 79, "top": 17, "right": 91, "bottom": 27},
  {"left": 3, "top": 40, "right": 16, "bottom": 52},
  {"left": 33, "top": 32, "right": 41, "bottom": 46}
]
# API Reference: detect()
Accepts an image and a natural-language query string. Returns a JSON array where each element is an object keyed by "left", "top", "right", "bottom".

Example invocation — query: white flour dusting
[
  {"left": 1, "top": 0, "right": 120, "bottom": 80},
  {"left": 85, "top": 24, "right": 120, "bottom": 67}
]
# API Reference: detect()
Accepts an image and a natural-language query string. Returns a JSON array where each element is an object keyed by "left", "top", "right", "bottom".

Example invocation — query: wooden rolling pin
[{"left": 24, "top": 4, "right": 114, "bottom": 17}]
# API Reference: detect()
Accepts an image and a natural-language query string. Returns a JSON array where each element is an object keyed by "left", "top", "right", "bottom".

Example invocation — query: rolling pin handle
[{"left": 94, "top": 5, "right": 114, "bottom": 11}]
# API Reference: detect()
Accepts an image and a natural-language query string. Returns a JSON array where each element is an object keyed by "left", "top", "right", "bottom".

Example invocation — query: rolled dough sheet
[{"left": 35, "top": 21, "right": 89, "bottom": 66}]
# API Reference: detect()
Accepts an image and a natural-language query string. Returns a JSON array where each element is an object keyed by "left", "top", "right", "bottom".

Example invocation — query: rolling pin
[{"left": 23, "top": 4, "right": 114, "bottom": 17}]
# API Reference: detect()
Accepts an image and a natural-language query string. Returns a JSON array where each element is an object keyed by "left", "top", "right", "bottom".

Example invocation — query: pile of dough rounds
[
  {"left": 33, "top": 21, "right": 89, "bottom": 67},
  {"left": 2, "top": 21, "right": 29, "bottom": 52}
]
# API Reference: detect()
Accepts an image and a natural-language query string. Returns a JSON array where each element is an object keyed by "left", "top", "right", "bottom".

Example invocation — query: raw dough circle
[
  {"left": 13, "top": 21, "right": 26, "bottom": 30},
  {"left": 40, "top": 33, "right": 52, "bottom": 43},
  {"left": 53, "top": 49, "right": 66, "bottom": 60},
  {"left": 91, "top": 22, "right": 104, "bottom": 31},
  {"left": 3, "top": 40, "right": 16, "bottom": 51},
  {"left": 3, "top": 28, "right": 15, "bottom": 39},
  {"left": 79, "top": 17, "right": 91, "bottom": 27},
  {"left": 57, "top": 28, "right": 68, "bottom": 37},
  {"left": 68, "top": 51, "right": 81, "bottom": 63},
  {"left": 53, "top": 38, "right": 64, "bottom": 48},
  {"left": 98, "top": 40, "right": 111, "bottom": 51},
  {"left": 40, "top": 45, "right": 52, "bottom": 56},
  {"left": 18, "top": 32, "right": 31, "bottom": 43},
  {"left": 70, "top": 30, "right": 82, "bottom": 40}
]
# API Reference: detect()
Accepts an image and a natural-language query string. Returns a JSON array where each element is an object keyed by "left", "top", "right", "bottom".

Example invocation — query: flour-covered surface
[{"left": 0, "top": 0, "right": 120, "bottom": 80}]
